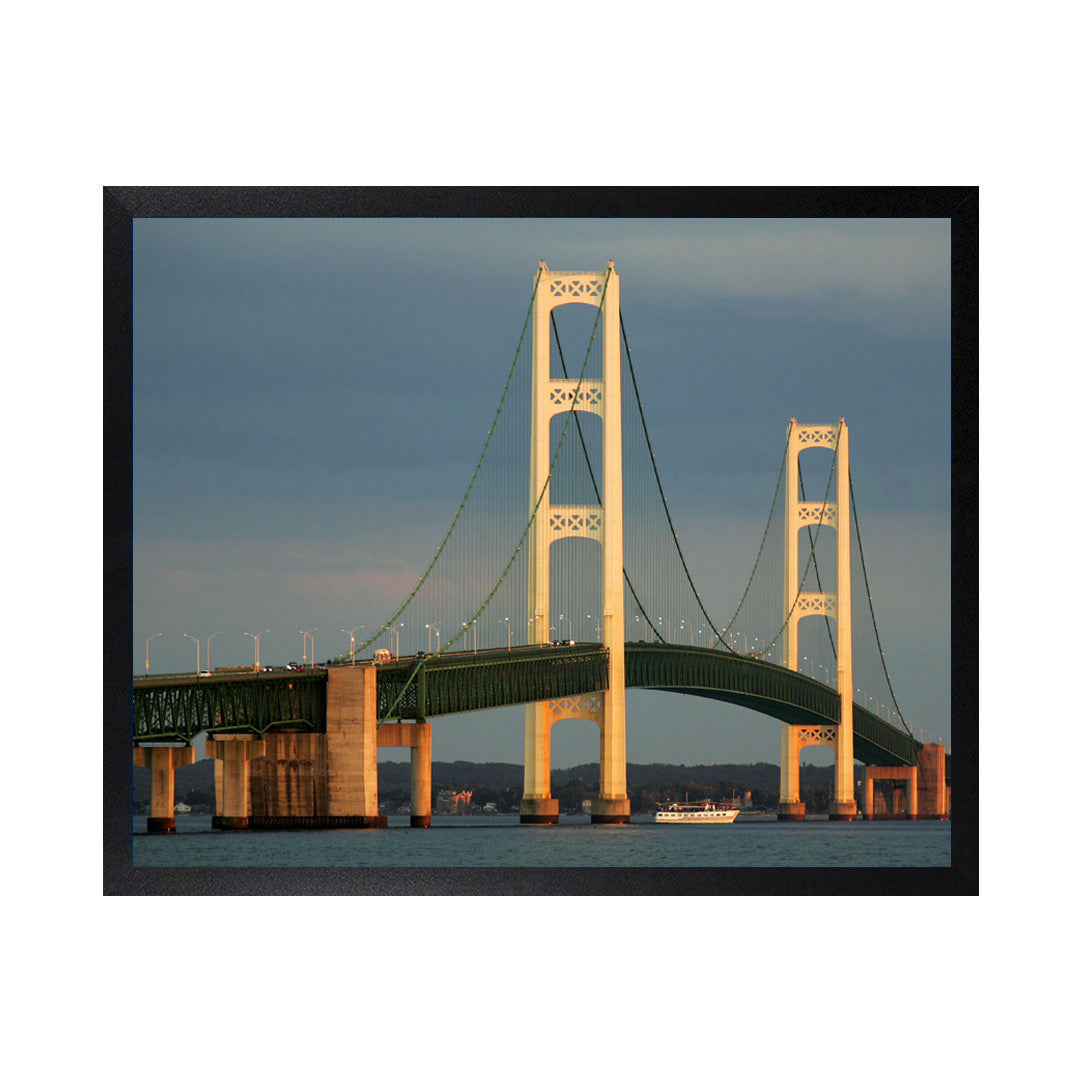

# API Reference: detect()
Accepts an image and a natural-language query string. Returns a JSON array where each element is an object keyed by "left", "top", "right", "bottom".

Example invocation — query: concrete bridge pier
[
  {"left": 133, "top": 744, "right": 196, "bottom": 832},
  {"left": 314, "top": 664, "right": 385, "bottom": 827},
  {"left": 916, "top": 742, "right": 950, "bottom": 819},
  {"left": 243, "top": 665, "right": 387, "bottom": 828},
  {"left": 862, "top": 765, "right": 918, "bottom": 819},
  {"left": 378, "top": 721, "right": 432, "bottom": 827},
  {"left": 206, "top": 734, "right": 265, "bottom": 829}
]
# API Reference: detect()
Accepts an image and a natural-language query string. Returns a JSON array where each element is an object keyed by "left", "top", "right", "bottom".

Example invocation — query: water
[{"left": 131, "top": 813, "right": 950, "bottom": 869}]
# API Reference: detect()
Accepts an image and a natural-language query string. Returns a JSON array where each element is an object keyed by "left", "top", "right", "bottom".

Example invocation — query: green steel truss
[
  {"left": 625, "top": 643, "right": 840, "bottom": 726},
  {"left": 852, "top": 702, "right": 924, "bottom": 770},
  {"left": 132, "top": 647, "right": 946, "bottom": 779},
  {"left": 624, "top": 643, "right": 931, "bottom": 771},
  {"left": 377, "top": 645, "right": 609, "bottom": 721},
  {"left": 132, "top": 671, "right": 327, "bottom": 744}
]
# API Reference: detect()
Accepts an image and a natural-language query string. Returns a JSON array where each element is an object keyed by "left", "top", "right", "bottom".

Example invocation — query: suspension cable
[
  {"left": 849, "top": 469, "right": 909, "bottom": 736},
  {"left": 375, "top": 269, "right": 612, "bottom": 723},
  {"left": 436, "top": 267, "right": 614, "bottom": 657},
  {"left": 620, "top": 313, "right": 731, "bottom": 648},
  {"left": 551, "top": 311, "right": 664, "bottom": 644},
  {"left": 723, "top": 433, "right": 788, "bottom": 645},
  {"left": 349, "top": 270, "right": 542, "bottom": 662}
]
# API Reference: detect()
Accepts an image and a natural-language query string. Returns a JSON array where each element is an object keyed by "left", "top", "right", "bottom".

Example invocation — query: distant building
[{"left": 436, "top": 789, "right": 474, "bottom": 814}]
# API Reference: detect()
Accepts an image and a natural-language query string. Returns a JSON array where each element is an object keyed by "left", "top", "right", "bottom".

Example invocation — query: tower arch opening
[
  {"left": 547, "top": 536, "right": 602, "bottom": 643},
  {"left": 549, "top": 410, "right": 603, "bottom": 506},
  {"left": 545, "top": 301, "right": 608, "bottom": 382}
]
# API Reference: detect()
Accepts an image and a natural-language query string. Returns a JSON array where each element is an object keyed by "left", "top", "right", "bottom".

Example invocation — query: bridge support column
[
  {"left": 827, "top": 709, "right": 858, "bottom": 820},
  {"left": 862, "top": 765, "right": 918, "bottom": 819},
  {"left": 249, "top": 731, "right": 320, "bottom": 819},
  {"left": 206, "top": 734, "right": 265, "bottom": 829},
  {"left": 245, "top": 665, "right": 386, "bottom": 828},
  {"left": 591, "top": 796, "right": 631, "bottom": 824},
  {"left": 522, "top": 701, "right": 560, "bottom": 824},
  {"left": 319, "top": 664, "right": 385, "bottom": 827},
  {"left": 378, "top": 721, "right": 432, "bottom": 827},
  {"left": 594, "top": 692, "right": 630, "bottom": 824},
  {"left": 777, "top": 724, "right": 806, "bottom": 820},
  {"left": 916, "top": 742, "right": 949, "bottom": 819},
  {"left": 133, "top": 744, "right": 196, "bottom": 832}
]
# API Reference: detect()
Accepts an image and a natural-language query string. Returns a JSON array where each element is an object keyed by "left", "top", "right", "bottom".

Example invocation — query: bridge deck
[{"left": 133, "top": 643, "right": 947, "bottom": 778}]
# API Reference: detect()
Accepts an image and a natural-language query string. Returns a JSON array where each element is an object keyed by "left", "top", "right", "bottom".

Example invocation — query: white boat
[{"left": 654, "top": 798, "right": 739, "bottom": 824}]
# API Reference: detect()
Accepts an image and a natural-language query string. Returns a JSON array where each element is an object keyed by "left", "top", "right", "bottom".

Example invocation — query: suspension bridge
[{"left": 132, "top": 261, "right": 951, "bottom": 831}]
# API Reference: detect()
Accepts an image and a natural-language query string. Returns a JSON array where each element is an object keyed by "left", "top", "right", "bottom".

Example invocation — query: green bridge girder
[
  {"left": 376, "top": 644, "right": 608, "bottom": 722},
  {"left": 132, "top": 670, "right": 328, "bottom": 743},
  {"left": 622, "top": 643, "right": 940, "bottom": 776},
  {"left": 132, "top": 643, "right": 948, "bottom": 782}
]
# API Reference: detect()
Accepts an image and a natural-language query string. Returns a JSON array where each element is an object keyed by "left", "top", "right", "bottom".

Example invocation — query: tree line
[
  {"left": 134, "top": 758, "right": 849, "bottom": 814},
  {"left": 380, "top": 760, "right": 848, "bottom": 813}
]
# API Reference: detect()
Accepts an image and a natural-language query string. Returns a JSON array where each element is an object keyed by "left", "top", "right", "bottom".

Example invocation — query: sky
[{"left": 132, "top": 212, "right": 952, "bottom": 769}]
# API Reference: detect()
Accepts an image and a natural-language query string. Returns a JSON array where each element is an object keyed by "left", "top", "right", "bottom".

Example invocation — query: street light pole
[
  {"left": 145, "top": 633, "right": 162, "bottom": 675},
  {"left": 206, "top": 632, "right": 222, "bottom": 673},
  {"left": 244, "top": 629, "right": 269, "bottom": 669},
  {"left": 342, "top": 626, "right": 363, "bottom": 665},
  {"left": 182, "top": 633, "right": 200, "bottom": 675}
]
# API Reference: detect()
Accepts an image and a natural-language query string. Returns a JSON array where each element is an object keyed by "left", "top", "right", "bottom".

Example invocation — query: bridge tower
[
  {"left": 779, "top": 418, "right": 858, "bottom": 821},
  {"left": 521, "top": 261, "right": 630, "bottom": 825}
]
